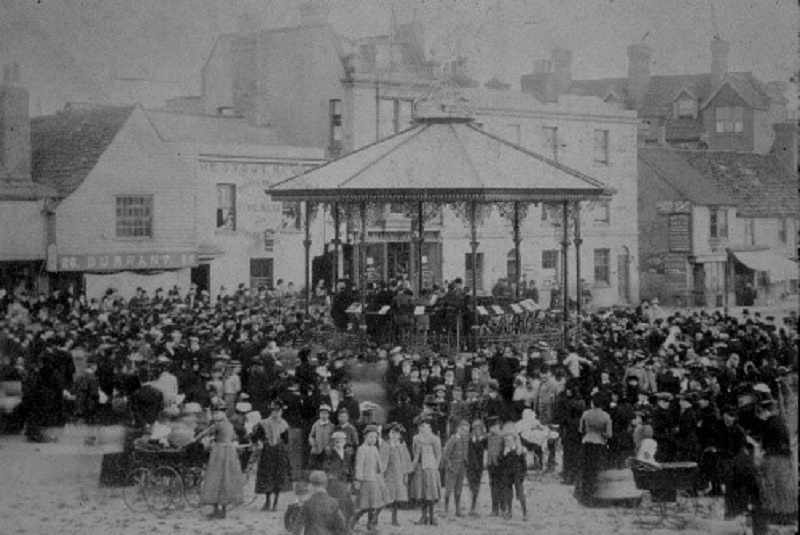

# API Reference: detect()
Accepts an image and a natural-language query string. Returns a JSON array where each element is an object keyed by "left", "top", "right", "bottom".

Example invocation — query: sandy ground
[{"left": 0, "top": 434, "right": 796, "bottom": 535}]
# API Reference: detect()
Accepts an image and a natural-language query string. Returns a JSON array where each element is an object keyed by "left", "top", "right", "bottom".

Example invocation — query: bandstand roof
[{"left": 269, "top": 118, "right": 613, "bottom": 204}]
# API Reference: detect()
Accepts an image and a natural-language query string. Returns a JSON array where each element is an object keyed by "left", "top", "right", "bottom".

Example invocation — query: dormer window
[{"left": 675, "top": 98, "right": 697, "bottom": 119}]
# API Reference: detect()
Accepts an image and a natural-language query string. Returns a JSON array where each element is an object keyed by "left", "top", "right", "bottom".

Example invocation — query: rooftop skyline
[{"left": 1, "top": 0, "right": 796, "bottom": 116}]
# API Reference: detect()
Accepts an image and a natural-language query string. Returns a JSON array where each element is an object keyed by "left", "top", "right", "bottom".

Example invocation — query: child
[
  {"left": 252, "top": 400, "right": 289, "bottom": 512},
  {"left": 485, "top": 416, "right": 504, "bottom": 516},
  {"left": 379, "top": 423, "right": 413, "bottom": 526},
  {"left": 335, "top": 407, "right": 359, "bottom": 454},
  {"left": 498, "top": 429, "right": 528, "bottom": 520},
  {"left": 196, "top": 403, "right": 245, "bottom": 519},
  {"left": 308, "top": 404, "right": 335, "bottom": 469},
  {"left": 466, "top": 418, "right": 487, "bottom": 516},
  {"left": 636, "top": 424, "right": 658, "bottom": 464},
  {"left": 441, "top": 420, "right": 470, "bottom": 516},
  {"left": 353, "top": 426, "right": 388, "bottom": 533},
  {"left": 410, "top": 416, "right": 442, "bottom": 526}
]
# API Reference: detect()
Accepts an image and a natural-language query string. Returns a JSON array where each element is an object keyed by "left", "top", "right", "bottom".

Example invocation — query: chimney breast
[
  {"left": 711, "top": 39, "right": 729, "bottom": 86},
  {"left": 0, "top": 64, "right": 31, "bottom": 181},
  {"left": 627, "top": 43, "right": 651, "bottom": 108}
]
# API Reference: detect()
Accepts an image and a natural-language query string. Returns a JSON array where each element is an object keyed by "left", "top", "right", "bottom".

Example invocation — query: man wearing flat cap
[{"left": 286, "top": 471, "right": 348, "bottom": 535}]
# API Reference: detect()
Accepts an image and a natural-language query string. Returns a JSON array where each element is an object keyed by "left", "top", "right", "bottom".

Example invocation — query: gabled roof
[
  {"left": 270, "top": 119, "right": 612, "bottom": 203},
  {"left": 679, "top": 150, "right": 798, "bottom": 218},
  {"left": 31, "top": 104, "right": 135, "bottom": 198},
  {"left": 639, "top": 147, "right": 737, "bottom": 206},
  {"left": 571, "top": 72, "right": 771, "bottom": 117},
  {"left": 146, "top": 109, "right": 280, "bottom": 146}
]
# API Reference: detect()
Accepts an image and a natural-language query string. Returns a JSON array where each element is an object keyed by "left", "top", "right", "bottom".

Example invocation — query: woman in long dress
[
  {"left": 379, "top": 423, "right": 413, "bottom": 526},
  {"left": 410, "top": 416, "right": 442, "bottom": 526},
  {"left": 251, "top": 400, "right": 290, "bottom": 511},
  {"left": 750, "top": 398, "right": 797, "bottom": 535},
  {"left": 352, "top": 425, "right": 389, "bottom": 533},
  {"left": 196, "top": 404, "right": 245, "bottom": 519}
]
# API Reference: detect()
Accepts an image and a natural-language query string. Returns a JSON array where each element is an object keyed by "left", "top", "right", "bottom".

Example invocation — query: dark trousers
[
  {"left": 500, "top": 480, "right": 525, "bottom": 514},
  {"left": 577, "top": 443, "right": 606, "bottom": 505},
  {"left": 488, "top": 466, "right": 501, "bottom": 513}
]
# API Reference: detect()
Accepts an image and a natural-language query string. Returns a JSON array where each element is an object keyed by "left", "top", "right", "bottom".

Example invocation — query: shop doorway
[{"left": 191, "top": 264, "right": 210, "bottom": 293}]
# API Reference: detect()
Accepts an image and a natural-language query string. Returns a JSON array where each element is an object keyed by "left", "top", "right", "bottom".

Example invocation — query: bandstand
[{"left": 269, "top": 83, "right": 615, "bottom": 351}]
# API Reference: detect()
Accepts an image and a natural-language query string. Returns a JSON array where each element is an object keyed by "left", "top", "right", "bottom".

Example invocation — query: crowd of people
[{"left": 0, "top": 282, "right": 798, "bottom": 534}]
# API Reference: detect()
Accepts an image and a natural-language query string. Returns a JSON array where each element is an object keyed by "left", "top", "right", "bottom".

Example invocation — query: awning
[{"left": 732, "top": 250, "right": 798, "bottom": 281}]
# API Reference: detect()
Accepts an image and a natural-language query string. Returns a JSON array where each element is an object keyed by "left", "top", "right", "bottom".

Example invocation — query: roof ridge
[
  {"left": 270, "top": 124, "right": 423, "bottom": 189},
  {"left": 466, "top": 122, "right": 608, "bottom": 190}
]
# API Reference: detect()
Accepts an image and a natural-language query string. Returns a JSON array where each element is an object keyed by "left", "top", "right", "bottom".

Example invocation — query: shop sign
[{"left": 55, "top": 252, "right": 198, "bottom": 272}]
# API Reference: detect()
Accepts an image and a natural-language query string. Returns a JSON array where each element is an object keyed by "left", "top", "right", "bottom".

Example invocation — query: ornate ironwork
[
  {"left": 448, "top": 201, "right": 491, "bottom": 227},
  {"left": 496, "top": 201, "right": 530, "bottom": 225}
]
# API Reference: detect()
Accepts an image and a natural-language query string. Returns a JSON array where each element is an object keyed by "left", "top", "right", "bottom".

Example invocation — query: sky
[{"left": 0, "top": 0, "right": 796, "bottom": 116}]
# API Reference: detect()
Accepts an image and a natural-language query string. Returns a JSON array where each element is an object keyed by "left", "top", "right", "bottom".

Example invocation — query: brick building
[
  {"left": 569, "top": 40, "right": 790, "bottom": 154},
  {"left": 638, "top": 146, "right": 798, "bottom": 308},
  {"left": 168, "top": 1, "right": 641, "bottom": 308},
  {"left": 30, "top": 104, "right": 198, "bottom": 299},
  {"left": 146, "top": 109, "right": 326, "bottom": 297},
  {"left": 0, "top": 65, "right": 56, "bottom": 293}
]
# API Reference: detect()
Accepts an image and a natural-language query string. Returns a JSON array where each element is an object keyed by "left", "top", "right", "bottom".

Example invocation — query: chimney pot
[
  {"left": 711, "top": 39, "right": 730, "bottom": 86},
  {"left": 627, "top": 43, "right": 652, "bottom": 108}
]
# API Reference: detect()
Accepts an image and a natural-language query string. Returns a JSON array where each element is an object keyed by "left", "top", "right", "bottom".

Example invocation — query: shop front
[{"left": 47, "top": 250, "right": 197, "bottom": 301}]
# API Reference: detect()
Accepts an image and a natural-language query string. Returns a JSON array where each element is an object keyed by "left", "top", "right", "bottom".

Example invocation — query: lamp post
[
  {"left": 561, "top": 200, "right": 570, "bottom": 345},
  {"left": 417, "top": 202, "right": 425, "bottom": 294},
  {"left": 332, "top": 202, "right": 340, "bottom": 291},
  {"left": 512, "top": 202, "right": 522, "bottom": 300},
  {"left": 303, "top": 201, "right": 313, "bottom": 317},
  {"left": 574, "top": 203, "right": 583, "bottom": 318}
]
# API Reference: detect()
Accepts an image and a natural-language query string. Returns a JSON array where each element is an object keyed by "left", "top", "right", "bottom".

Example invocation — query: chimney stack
[
  {"left": 520, "top": 59, "right": 558, "bottom": 103},
  {"left": 551, "top": 48, "right": 572, "bottom": 94},
  {"left": 0, "top": 63, "right": 31, "bottom": 181},
  {"left": 710, "top": 38, "right": 730, "bottom": 86},
  {"left": 772, "top": 122, "right": 798, "bottom": 174},
  {"left": 626, "top": 43, "right": 652, "bottom": 108},
  {"left": 299, "top": 0, "right": 330, "bottom": 26}
]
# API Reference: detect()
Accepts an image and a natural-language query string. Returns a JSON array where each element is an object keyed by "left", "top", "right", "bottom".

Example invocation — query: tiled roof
[
  {"left": 271, "top": 120, "right": 610, "bottom": 203},
  {"left": 31, "top": 104, "right": 135, "bottom": 198},
  {"left": 663, "top": 119, "right": 704, "bottom": 142},
  {"left": 679, "top": 150, "right": 798, "bottom": 218},
  {"left": 146, "top": 109, "right": 279, "bottom": 146},
  {"left": 571, "top": 72, "right": 770, "bottom": 116},
  {"left": 639, "top": 147, "right": 737, "bottom": 206}
]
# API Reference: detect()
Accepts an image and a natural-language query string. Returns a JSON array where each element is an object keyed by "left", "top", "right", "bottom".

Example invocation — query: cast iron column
[
  {"left": 470, "top": 201, "right": 479, "bottom": 327},
  {"left": 332, "top": 202, "right": 340, "bottom": 291},
  {"left": 304, "top": 202, "right": 313, "bottom": 317},
  {"left": 359, "top": 202, "right": 367, "bottom": 330},
  {"left": 417, "top": 202, "right": 425, "bottom": 293},
  {"left": 574, "top": 203, "right": 583, "bottom": 317},
  {"left": 562, "top": 200, "right": 570, "bottom": 345},
  {"left": 513, "top": 202, "right": 522, "bottom": 300}
]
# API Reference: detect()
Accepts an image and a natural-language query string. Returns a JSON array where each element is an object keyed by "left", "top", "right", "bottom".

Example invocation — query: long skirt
[
  {"left": 755, "top": 454, "right": 798, "bottom": 520},
  {"left": 722, "top": 450, "right": 759, "bottom": 517},
  {"left": 200, "top": 443, "right": 245, "bottom": 505},
  {"left": 286, "top": 428, "right": 304, "bottom": 481},
  {"left": 255, "top": 443, "right": 290, "bottom": 494},
  {"left": 384, "top": 473, "right": 409, "bottom": 503},
  {"left": 410, "top": 466, "right": 441, "bottom": 501},
  {"left": 356, "top": 478, "right": 389, "bottom": 510}
]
